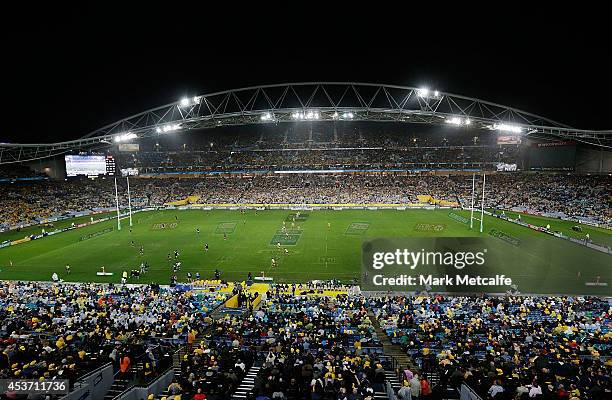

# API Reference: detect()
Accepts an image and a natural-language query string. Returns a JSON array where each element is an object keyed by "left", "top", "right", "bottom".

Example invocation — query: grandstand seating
[
  {"left": 0, "top": 127, "right": 610, "bottom": 400},
  {"left": 1, "top": 173, "right": 609, "bottom": 232},
  {"left": 112, "top": 128, "right": 520, "bottom": 173},
  {"left": 1, "top": 281, "right": 609, "bottom": 399}
]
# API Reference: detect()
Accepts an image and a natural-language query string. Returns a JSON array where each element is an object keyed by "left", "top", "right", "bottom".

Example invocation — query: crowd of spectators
[
  {"left": 0, "top": 281, "right": 226, "bottom": 389},
  {"left": 1, "top": 172, "right": 609, "bottom": 232},
  {"left": 369, "top": 295, "right": 611, "bottom": 399},
  {"left": 189, "top": 175, "right": 454, "bottom": 205},
  {"left": 175, "top": 325, "right": 255, "bottom": 399},
  {"left": 114, "top": 146, "right": 518, "bottom": 173},
  {"left": 252, "top": 293, "right": 385, "bottom": 400},
  {"left": 0, "top": 178, "right": 192, "bottom": 230},
  {"left": 113, "top": 128, "right": 519, "bottom": 174},
  {"left": 462, "top": 174, "right": 611, "bottom": 222},
  {"left": 171, "top": 292, "right": 387, "bottom": 400},
  {"left": 0, "top": 279, "right": 609, "bottom": 399}
]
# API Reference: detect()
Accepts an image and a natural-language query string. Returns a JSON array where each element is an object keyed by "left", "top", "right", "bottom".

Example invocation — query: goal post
[
  {"left": 470, "top": 174, "right": 475, "bottom": 229},
  {"left": 469, "top": 173, "right": 486, "bottom": 233},
  {"left": 126, "top": 176, "right": 133, "bottom": 227},
  {"left": 114, "top": 177, "right": 121, "bottom": 231},
  {"left": 480, "top": 173, "right": 486, "bottom": 233}
]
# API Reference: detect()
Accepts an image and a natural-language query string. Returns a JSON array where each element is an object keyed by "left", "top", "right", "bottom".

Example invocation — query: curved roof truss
[{"left": 1, "top": 82, "right": 611, "bottom": 164}]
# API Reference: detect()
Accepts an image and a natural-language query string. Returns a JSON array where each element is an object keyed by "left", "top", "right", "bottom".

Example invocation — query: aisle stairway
[
  {"left": 368, "top": 310, "right": 417, "bottom": 372},
  {"left": 385, "top": 369, "right": 402, "bottom": 392},
  {"left": 231, "top": 363, "right": 261, "bottom": 399},
  {"left": 368, "top": 310, "right": 419, "bottom": 399},
  {"left": 103, "top": 377, "right": 131, "bottom": 400}
]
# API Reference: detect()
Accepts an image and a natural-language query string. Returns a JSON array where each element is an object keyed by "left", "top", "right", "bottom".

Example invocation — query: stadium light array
[
  {"left": 155, "top": 124, "right": 181, "bottom": 133},
  {"left": 291, "top": 110, "right": 320, "bottom": 120},
  {"left": 114, "top": 132, "right": 137, "bottom": 143},
  {"left": 260, "top": 112, "right": 274, "bottom": 121},
  {"left": 331, "top": 111, "right": 354, "bottom": 120},
  {"left": 445, "top": 116, "right": 471, "bottom": 126},
  {"left": 417, "top": 88, "right": 442, "bottom": 99},
  {"left": 179, "top": 96, "right": 202, "bottom": 108},
  {"left": 492, "top": 123, "right": 522, "bottom": 133}
]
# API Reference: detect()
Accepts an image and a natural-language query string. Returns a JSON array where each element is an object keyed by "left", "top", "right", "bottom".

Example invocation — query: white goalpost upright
[
  {"left": 480, "top": 173, "right": 486, "bottom": 233},
  {"left": 126, "top": 176, "right": 133, "bottom": 227},
  {"left": 114, "top": 177, "right": 121, "bottom": 231},
  {"left": 469, "top": 173, "right": 486, "bottom": 233},
  {"left": 470, "top": 174, "right": 475, "bottom": 229}
]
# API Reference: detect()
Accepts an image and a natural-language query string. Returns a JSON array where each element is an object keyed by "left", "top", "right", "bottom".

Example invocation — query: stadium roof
[{"left": 1, "top": 82, "right": 611, "bottom": 164}]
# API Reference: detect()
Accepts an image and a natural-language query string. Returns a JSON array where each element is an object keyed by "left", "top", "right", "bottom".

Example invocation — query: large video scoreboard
[{"left": 65, "top": 155, "right": 116, "bottom": 177}]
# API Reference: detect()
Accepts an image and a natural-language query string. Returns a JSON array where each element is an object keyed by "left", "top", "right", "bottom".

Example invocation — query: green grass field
[{"left": 0, "top": 209, "right": 610, "bottom": 295}]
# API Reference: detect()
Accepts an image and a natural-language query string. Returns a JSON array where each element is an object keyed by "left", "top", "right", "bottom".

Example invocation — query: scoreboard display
[
  {"left": 105, "top": 155, "right": 116, "bottom": 175},
  {"left": 65, "top": 155, "right": 116, "bottom": 177}
]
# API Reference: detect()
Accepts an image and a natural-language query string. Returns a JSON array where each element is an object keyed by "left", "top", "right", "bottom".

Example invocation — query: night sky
[{"left": 2, "top": 13, "right": 609, "bottom": 144}]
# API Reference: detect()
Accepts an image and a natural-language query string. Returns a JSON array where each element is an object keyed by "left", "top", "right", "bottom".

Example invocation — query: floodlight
[
  {"left": 417, "top": 88, "right": 429, "bottom": 97},
  {"left": 114, "top": 132, "right": 137, "bottom": 143},
  {"left": 180, "top": 98, "right": 190, "bottom": 107},
  {"left": 417, "top": 88, "right": 442, "bottom": 99},
  {"left": 291, "top": 110, "right": 320, "bottom": 120},
  {"left": 159, "top": 124, "right": 180, "bottom": 133},
  {"left": 445, "top": 117, "right": 462, "bottom": 126},
  {"left": 493, "top": 123, "right": 522, "bottom": 133},
  {"left": 445, "top": 116, "right": 472, "bottom": 126},
  {"left": 448, "top": 117, "right": 462, "bottom": 125}
]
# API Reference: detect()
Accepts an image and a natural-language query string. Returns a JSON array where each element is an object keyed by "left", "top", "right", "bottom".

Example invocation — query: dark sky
[{"left": 2, "top": 12, "right": 610, "bottom": 144}]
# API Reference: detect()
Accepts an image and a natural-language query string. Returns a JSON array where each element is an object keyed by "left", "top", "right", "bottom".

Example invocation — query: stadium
[{"left": 0, "top": 82, "right": 610, "bottom": 400}]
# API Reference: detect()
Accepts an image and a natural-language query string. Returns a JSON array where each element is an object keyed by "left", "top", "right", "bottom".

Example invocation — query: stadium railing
[
  {"left": 460, "top": 383, "right": 484, "bottom": 400},
  {"left": 103, "top": 344, "right": 174, "bottom": 400},
  {"left": 114, "top": 367, "right": 175, "bottom": 400},
  {"left": 60, "top": 362, "right": 114, "bottom": 400}
]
